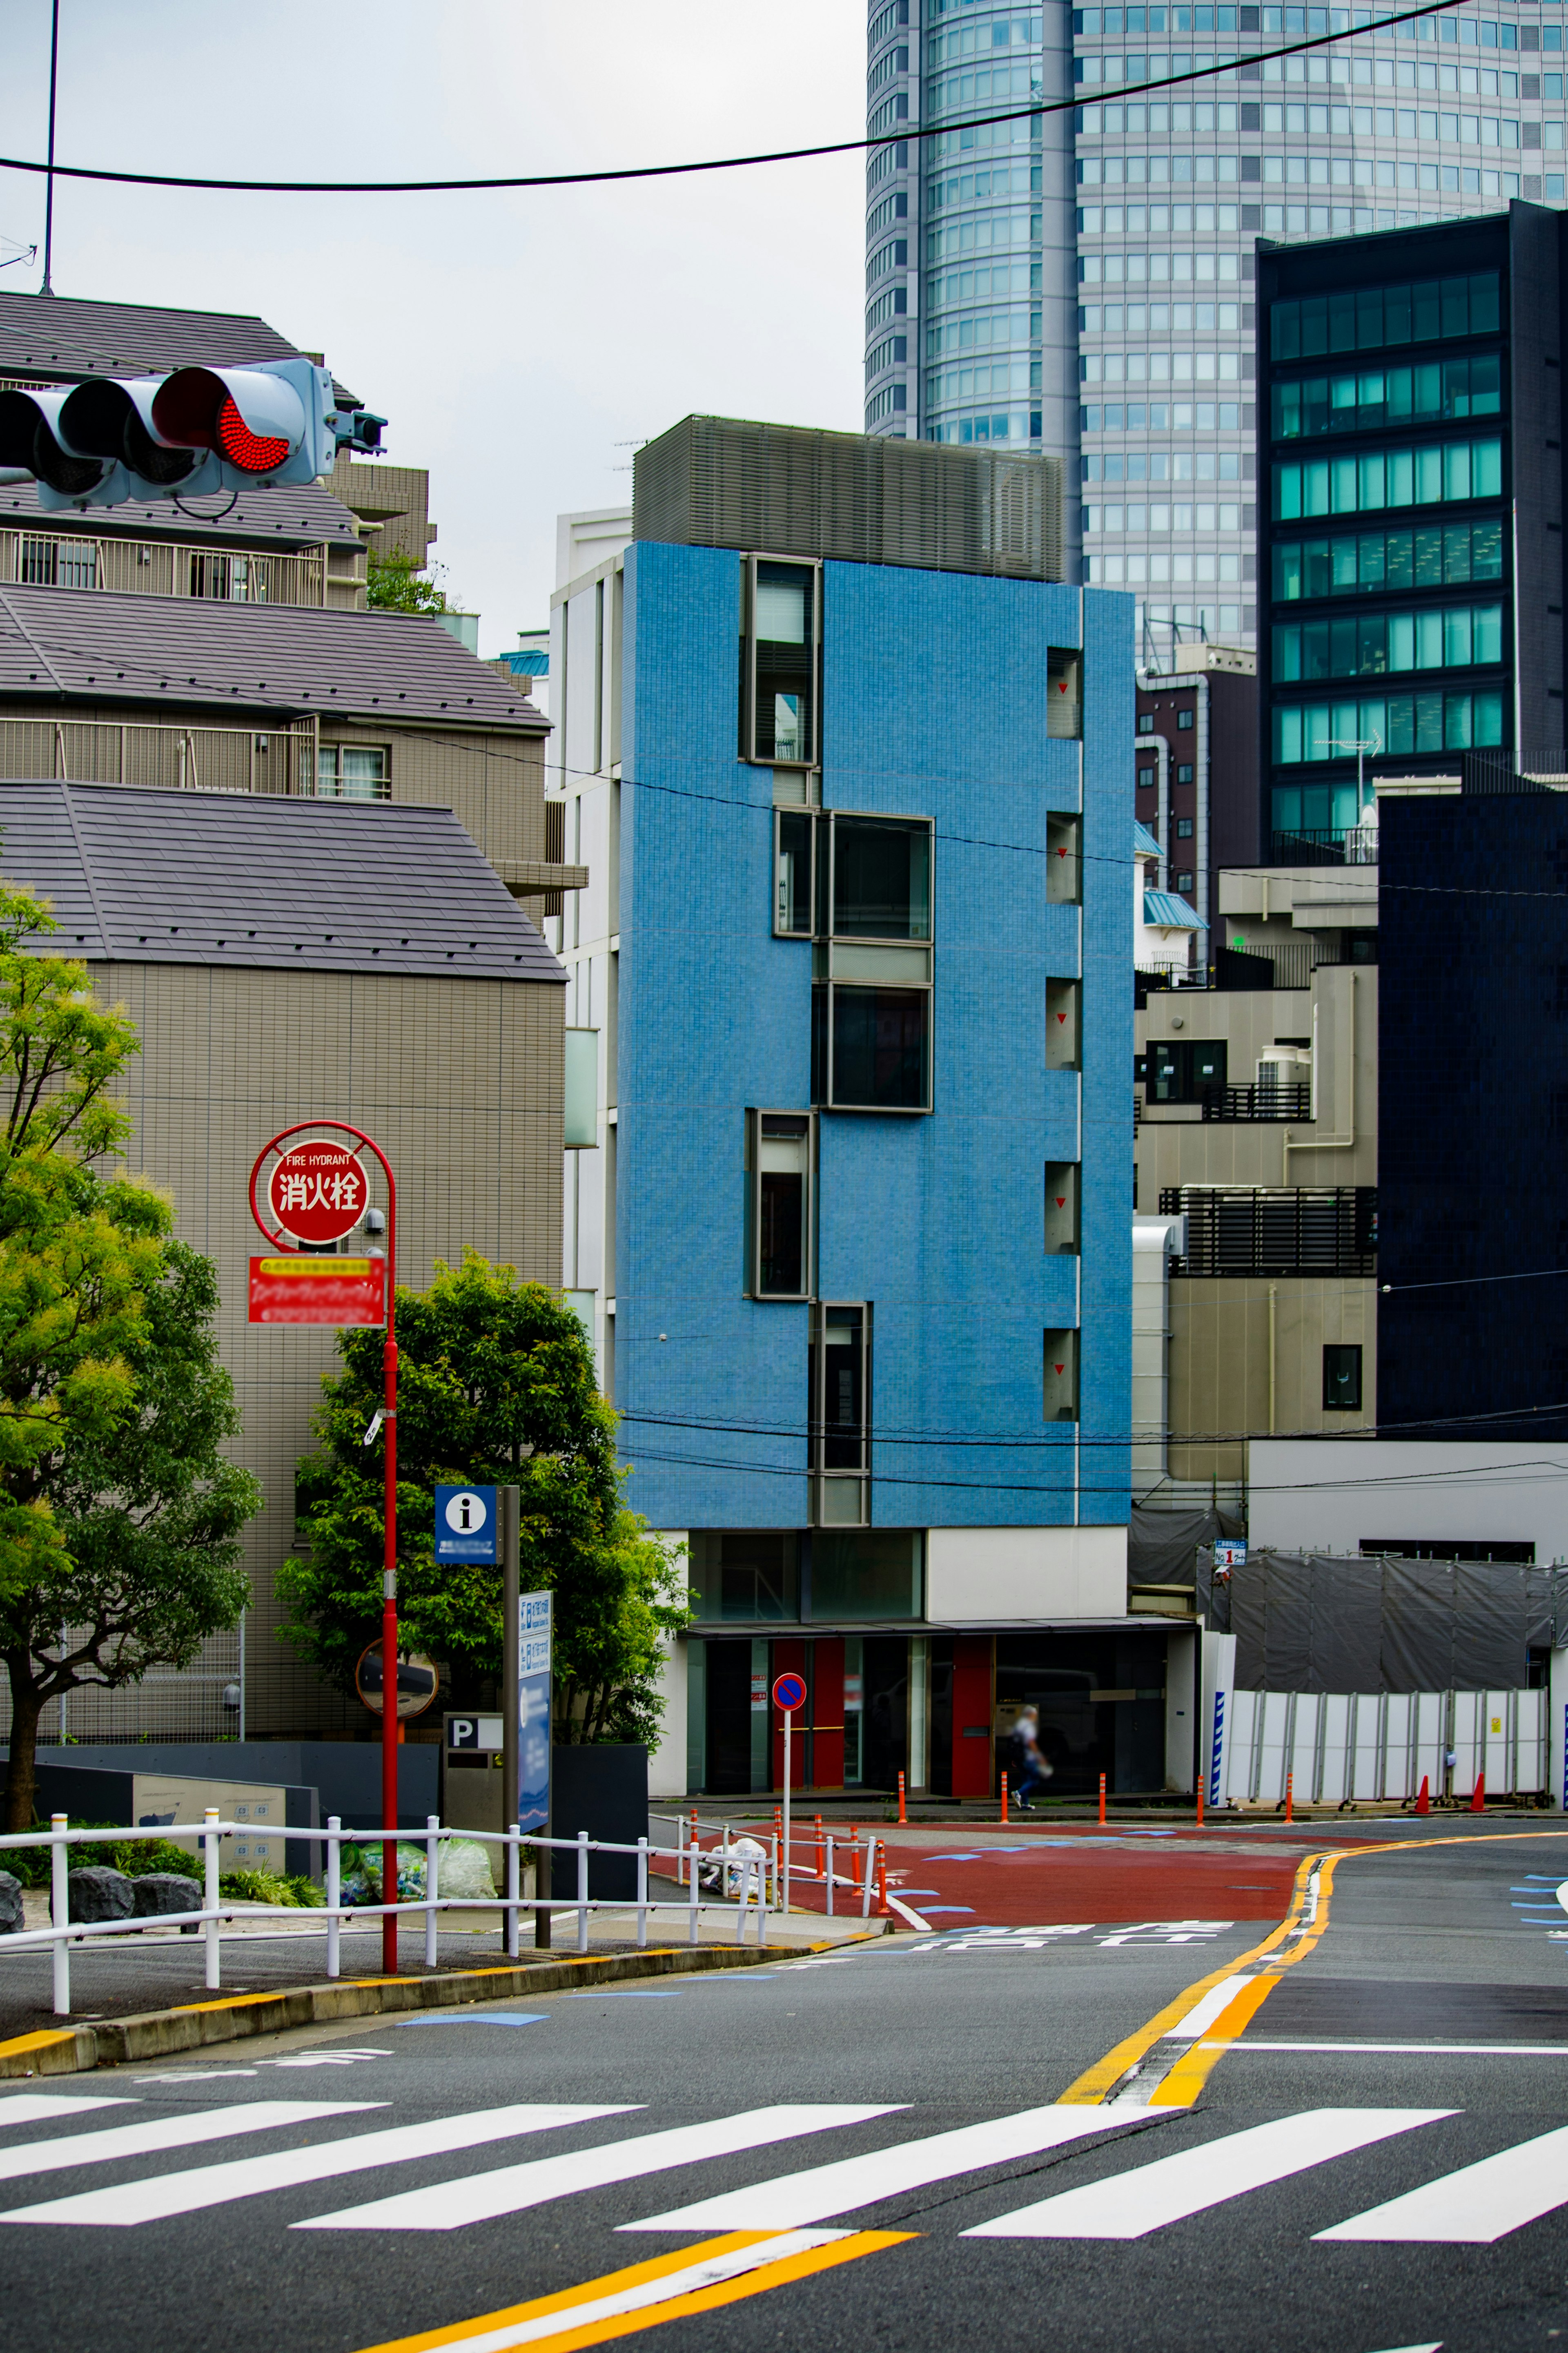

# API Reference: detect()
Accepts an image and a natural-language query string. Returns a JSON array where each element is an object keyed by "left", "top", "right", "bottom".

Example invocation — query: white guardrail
[
  {"left": 0, "top": 1809, "right": 890, "bottom": 2017},
  {"left": 1220, "top": 1686, "right": 1549, "bottom": 1807}
]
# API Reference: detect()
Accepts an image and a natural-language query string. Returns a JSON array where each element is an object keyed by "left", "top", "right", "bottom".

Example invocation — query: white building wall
[{"left": 1249, "top": 1439, "right": 1568, "bottom": 1561}]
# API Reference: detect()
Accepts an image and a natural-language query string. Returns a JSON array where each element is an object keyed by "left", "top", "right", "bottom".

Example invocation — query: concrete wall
[
  {"left": 1169, "top": 1278, "right": 1377, "bottom": 1484},
  {"left": 96, "top": 958, "right": 563, "bottom": 1738},
  {"left": 1248, "top": 1439, "right": 1568, "bottom": 1562}
]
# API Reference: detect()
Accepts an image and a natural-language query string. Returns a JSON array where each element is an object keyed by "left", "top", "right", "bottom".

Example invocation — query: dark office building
[
  {"left": 1257, "top": 203, "right": 1566, "bottom": 863},
  {"left": 1379, "top": 789, "right": 1568, "bottom": 1442}
]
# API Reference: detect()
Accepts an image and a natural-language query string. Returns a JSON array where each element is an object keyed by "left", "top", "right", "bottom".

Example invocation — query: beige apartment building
[{"left": 1135, "top": 859, "right": 1379, "bottom": 1492}]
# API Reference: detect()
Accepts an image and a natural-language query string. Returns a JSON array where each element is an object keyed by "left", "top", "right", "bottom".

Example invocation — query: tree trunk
[{"left": 4, "top": 1668, "right": 44, "bottom": 1833}]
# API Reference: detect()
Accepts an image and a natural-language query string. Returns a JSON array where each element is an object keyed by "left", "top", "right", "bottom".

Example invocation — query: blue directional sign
[
  {"left": 518, "top": 1589, "right": 552, "bottom": 1838},
  {"left": 434, "top": 1484, "right": 498, "bottom": 1565}
]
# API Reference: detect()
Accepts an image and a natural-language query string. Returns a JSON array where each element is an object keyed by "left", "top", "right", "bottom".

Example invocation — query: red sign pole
[{"left": 249, "top": 1122, "right": 400, "bottom": 1976}]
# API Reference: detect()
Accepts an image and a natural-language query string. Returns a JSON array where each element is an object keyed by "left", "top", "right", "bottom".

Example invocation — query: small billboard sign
[
  {"left": 435, "top": 1485, "right": 499, "bottom": 1566},
  {"left": 247, "top": 1255, "right": 385, "bottom": 1326}
]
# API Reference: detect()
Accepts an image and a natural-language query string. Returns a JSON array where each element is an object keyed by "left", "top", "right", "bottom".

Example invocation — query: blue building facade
[{"left": 551, "top": 421, "right": 1139, "bottom": 1800}]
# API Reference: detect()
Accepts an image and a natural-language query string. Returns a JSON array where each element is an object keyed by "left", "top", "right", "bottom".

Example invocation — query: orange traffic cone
[
  {"left": 1470, "top": 1773, "right": 1486, "bottom": 1813},
  {"left": 1415, "top": 1774, "right": 1430, "bottom": 1815}
]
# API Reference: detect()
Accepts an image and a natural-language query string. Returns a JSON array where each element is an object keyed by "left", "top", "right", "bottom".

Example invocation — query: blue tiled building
[{"left": 550, "top": 418, "right": 1145, "bottom": 1802}]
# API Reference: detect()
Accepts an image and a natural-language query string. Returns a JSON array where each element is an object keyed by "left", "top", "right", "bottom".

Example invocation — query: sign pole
[
  {"left": 782, "top": 1711, "right": 791, "bottom": 1913},
  {"left": 379, "top": 1176, "right": 399, "bottom": 1977},
  {"left": 770, "top": 1672, "right": 806, "bottom": 1916}
]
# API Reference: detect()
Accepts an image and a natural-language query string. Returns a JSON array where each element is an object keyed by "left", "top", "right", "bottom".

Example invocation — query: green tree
[
  {"left": 366, "top": 546, "right": 451, "bottom": 615},
  {"left": 1, "top": 1243, "right": 260, "bottom": 1827},
  {"left": 277, "top": 1251, "right": 689, "bottom": 1741}
]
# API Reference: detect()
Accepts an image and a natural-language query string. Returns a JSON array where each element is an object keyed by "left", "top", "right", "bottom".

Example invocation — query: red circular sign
[
  {"left": 266, "top": 1141, "right": 368, "bottom": 1246},
  {"left": 773, "top": 1673, "right": 808, "bottom": 1714}
]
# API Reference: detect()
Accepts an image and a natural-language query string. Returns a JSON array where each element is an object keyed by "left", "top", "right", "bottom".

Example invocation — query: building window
[
  {"left": 784, "top": 811, "right": 934, "bottom": 1113},
  {"left": 744, "top": 556, "right": 819, "bottom": 767},
  {"left": 316, "top": 745, "right": 389, "bottom": 800},
  {"left": 1044, "top": 1328, "right": 1079, "bottom": 1422},
  {"left": 1137, "top": 763, "right": 1156, "bottom": 790},
  {"left": 1177, "top": 764, "right": 1194, "bottom": 786},
  {"left": 1176, "top": 816, "right": 1194, "bottom": 838},
  {"left": 748, "top": 1110, "right": 814, "bottom": 1298},
  {"left": 1323, "top": 1342, "right": 1363, "bottom": 1412},
  {"left": 1147, "top": 1038, "right": 1226, "bottom": 1102},
  {"left": 810, "top": 1303, "right": 870, "bottom": 1525},
  {"left": 1175, "top": 870, "right": 1195, "bottom": 894},
  {"left": 1177, "top": 708, "right": 1194, "bottom": 730}
]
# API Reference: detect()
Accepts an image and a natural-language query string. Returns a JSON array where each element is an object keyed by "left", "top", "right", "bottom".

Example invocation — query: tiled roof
[
  {"left": 0, "top": 584, "right": 547, "bottom": 730},
  {"left": 0, "top": 780, "right": 565, "bottom": 984},
  {"left": 0, "top": 290, "right": 362, "bottom": 407},
  {"left": 0, "top": 475, "right": 364, "bottom": 546}
]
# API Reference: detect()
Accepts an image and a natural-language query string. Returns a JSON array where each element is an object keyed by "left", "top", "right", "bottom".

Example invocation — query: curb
[{"left": 0, "top": 1933, "right": 880, "bottom": 2079}]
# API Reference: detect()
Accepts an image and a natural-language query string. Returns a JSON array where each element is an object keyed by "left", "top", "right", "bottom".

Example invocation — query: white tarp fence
[{"left": 1218, "top": 1686, "right": 1547, "bottom": 1806}]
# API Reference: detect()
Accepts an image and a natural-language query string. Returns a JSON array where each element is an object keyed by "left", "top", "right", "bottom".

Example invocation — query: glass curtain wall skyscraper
[{"left": 866, "top": 0, "right": 1558, "bottom": 658}]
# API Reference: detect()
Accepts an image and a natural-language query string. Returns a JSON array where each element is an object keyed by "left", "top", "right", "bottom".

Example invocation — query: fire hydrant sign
[
  {"left": 266, "top": 1142, "right": 368, "bottom": 1247},
  {"left": 248, "top": 1255, "right": 386, "bottom": 1326}
]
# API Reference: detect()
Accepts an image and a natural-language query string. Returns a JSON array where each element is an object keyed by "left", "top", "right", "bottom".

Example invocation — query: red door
[
  {"left": 951, "top": 1635, "right": 995, "bottom": 1798},
  {"left": 810, "top": 1639, "right": 846, "bottom": 1791},
  {"left": 771, "top": 1638, "right": 808, "bottom": 1792}
]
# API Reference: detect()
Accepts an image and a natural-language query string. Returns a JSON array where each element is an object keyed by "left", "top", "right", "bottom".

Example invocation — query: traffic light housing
[{"left": 0, "top": 356, "right": 353, "bottom": 511}]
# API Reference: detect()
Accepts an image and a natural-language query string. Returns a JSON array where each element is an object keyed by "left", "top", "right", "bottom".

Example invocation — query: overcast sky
[{"left": 0, "top": 0, "right": 866, "bottom": 654}]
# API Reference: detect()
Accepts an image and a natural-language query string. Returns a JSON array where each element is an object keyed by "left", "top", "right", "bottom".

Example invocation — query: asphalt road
[{"left": 2, "top": 1817, "right": 1566, "bottom": 2353}]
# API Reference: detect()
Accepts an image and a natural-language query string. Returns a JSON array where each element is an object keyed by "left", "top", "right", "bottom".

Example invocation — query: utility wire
[{"left": 0, "top": 0, "right": 1468, "bottom": 200}]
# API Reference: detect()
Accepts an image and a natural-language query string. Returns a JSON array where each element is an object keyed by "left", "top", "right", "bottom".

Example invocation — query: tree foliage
[
  {"left": 0, "top": 884, "right": 259, "bottom": 1828},
  {"left": 366, "top": 546, "right": 451, "bottom": 615},
  {"left": 277, "top": 1251, "right": 689, "bottom": 1742}
]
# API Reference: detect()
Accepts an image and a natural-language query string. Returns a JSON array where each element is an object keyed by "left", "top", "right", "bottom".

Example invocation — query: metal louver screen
[
  {"left": 1159, "top": 1186, "right": 1377, "bottom": 1277},
  {"left": 634, "top": 415, "right": 1063, "bottom": 583}
]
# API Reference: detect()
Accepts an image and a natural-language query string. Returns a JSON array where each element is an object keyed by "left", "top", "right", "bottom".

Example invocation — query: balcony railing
[
  {"left": 1269, "top": 826, "right": 1379, "bottom": 867},
  {"left": 1160, "top": 1184, "right": 1376, "bottom": 1276},
  {"left": 0, "top": 528, "right": 327, "bottom": 609},
  {"left": 1199, "top": 1082, "right": 1311, "bottom": 1122},
  {"left": 0, "top": 715, "right": 318, "bottom": 798},
  {"left": 1137, "top": 941, "right": 1315, "bottom": 1001}
]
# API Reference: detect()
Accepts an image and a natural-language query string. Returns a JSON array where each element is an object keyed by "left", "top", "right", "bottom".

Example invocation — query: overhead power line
[{"left": 0, "top": 0, "right": 1467, "bottom": 200}]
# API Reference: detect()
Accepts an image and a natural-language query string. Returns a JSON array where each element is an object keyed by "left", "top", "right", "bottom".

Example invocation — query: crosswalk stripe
[
  {"left": 297, "top": 2105, "right": 901, "bottom": 2235},
  {"left": 1316, "top": 2121, "right": 1568, "bottom": 2243},
  {"left": 0, "top": 2103, "right": 631, "bottom": 2228},
  {"left": 0, "top": 2099, "right": 375, "bottom": 2186},
  {"left": 619, "top": 2105, "right": 1154, "bottom": 2234},
  {"left": 0, "top": 2095, "right": 134, "bottom": 2130},
  {"left": 962, "top": 2109, "right": 1455, "bottom": 2239}
]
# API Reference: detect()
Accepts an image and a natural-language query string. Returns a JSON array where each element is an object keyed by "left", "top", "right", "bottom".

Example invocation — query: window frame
[
  {"left": 746, "top": 1107, "right": 816, "bottom": 1300},
  {"left": 1323, "top": 1341, "right": 1364, "bottom": 1412},
  {"left": 316, "top": 741, "right": 391, "bottom": 801},
  {"left": 809, "top": 1299, "right": 871, "bottom": 1527},
  {"left": 777, "top": 808, "right": 935, "bottom": 1116},
  {"left": 743, "top": 553, "right": 822, "bottom": 771}
]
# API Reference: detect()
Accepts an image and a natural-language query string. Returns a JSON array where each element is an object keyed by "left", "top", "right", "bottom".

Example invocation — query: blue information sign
[
  {"left": 435, "top": 1485, "right": 498, "bottom": 1565},
  {"left": 518, "top": 1589, "right": 552, "bottom": 1838}
]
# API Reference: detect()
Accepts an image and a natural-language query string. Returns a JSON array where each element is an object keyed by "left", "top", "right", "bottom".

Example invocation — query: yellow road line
[
  {"left": 351, "top": 2228, "right": 915, "bottom": 2353},
  {"left": 1148, "top": 1853, "right": 1347, "bottom": 2107},
  {"left": 1055, "top": 1848, "right": 1327, "bottom": 2105}
]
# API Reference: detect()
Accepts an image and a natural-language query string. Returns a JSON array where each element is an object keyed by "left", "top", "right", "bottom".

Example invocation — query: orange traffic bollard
[
  {"left": 850, "top": 1826, "right": 861, "bottom": 1889},
  {"left": 1285, "top": 1771, "right": 1294, "bottom": 1824},
  {"left": 1415, "top": 1773, "right": 1430, "bottom": 1815},
  {"left": 876, "top": 1842, "right": 889, "bottom": 1916},
  {"left": 1000, "top": 1771, "right": 1009, "bottom": 1825},
  {"left": 688, "top": 1807, "right": 699, "bottom": 1887},
  {"left": 897, "top": 1770, "right": 907, "bottom": 1826},
  {"left": 1470, "top": 1772, "right": 1486, "bottom": 1813},
  {"left": 1196, "top": 1781, "right": 1204, "bottom": 1829},
  {"left": 814, "top": 1814, "right": 824, "bottom": 1877},
  {"left": 1098, "top": 1771, "right": 1106, "bottom": 1827}
]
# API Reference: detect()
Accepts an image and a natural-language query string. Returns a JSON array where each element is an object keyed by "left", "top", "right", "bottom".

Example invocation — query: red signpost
[{"left": 249, "top": 1122, "right": 401, "bottom": 1975}]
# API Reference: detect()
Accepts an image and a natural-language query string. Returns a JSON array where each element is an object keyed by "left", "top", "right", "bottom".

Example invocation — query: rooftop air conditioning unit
[{"left": 1256, "top": 1046, "right": 1310, "bottom": 1095}]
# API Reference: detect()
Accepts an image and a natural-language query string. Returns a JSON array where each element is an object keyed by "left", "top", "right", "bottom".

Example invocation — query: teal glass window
[
  {"left": 1271, "top": 271, "right": 1500, "bottom": 359},
  {"left": 1273, "top": 437, "right": 1501, "bottom": 521}
]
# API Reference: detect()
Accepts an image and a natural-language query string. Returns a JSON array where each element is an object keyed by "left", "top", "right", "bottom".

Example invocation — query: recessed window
[
  {"left": 744, "top": 557, "right": 819, "bottom": 767},
  {"left": 1176, "top": 816, "right": 1194, "bottom": 839},
  {"left": 1044, "top": 1329, "right": 1079, "bottom": 1422},
  {"left": 316, "top": 745, "right": 388, "bottom": 800},
  {"left": 748, "top": 1110, "right": 813, "bottom": 1299},
  {"left": 1148, "top": 1039, "right": 1225, "bottom": 1102},
  {"left": 784, "top": 811, "right": 933, "bottom": 1114},
  {"left": 1137, "top": 764, "right": 1156, "bottom": 790},
  {"left": 1175, "top": 870, "right": 1195, "bottom": 894},
  {"left": 1177, "top": 763, "right": 1195, "bottom": 785},
  {"left": 1047, "top": 814, "right": 1081, "bottom": 903},
  {"left": 1046, "top": 978, "right": 1080, "bottom": 1070},
  {"left": 1323, "top": 1343, "right": 1363, "bottom": 1412},
  {"left": 811, "top": 1303, "right": 870, "bottom": 1525},
  {"left": 1177, "top": 708, "right": 1194, "bottom": 730}
]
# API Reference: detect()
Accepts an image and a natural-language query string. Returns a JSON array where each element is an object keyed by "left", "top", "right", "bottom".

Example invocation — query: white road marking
[
  {"left": 0, "top": 2095, "right": 134, "bottom": 2128},
  {"left": 1206, "top": 2042, "right": 1568, "bottom": 2057},
  {"left": 0, "top": 2099, "right": 374, "bottom": 2186},
  {"left": 1317, "top": 2121, "right": 1568, "bottom": 2242},
  {"left": 0, "top": 2102, "right": 629, "bottom": 2228},
  {"left": 1167, "top": 1975, "right": 1255, "bottom": 2039},
  {"left": 297, "top": 2104, "right": 900, "bottom": 2233},
  {"left": 620, "top": 2105, "right": 1153, "bottom": 2233},
  {"left": 964, "top": 2109, "right": 1454, "bottom": 2239},
  {"left": 419, "top": 2231, "right": 855, "bottom": 2353}
]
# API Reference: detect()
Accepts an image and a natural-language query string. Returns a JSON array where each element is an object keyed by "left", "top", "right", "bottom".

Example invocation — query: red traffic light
[
  {"left": 151, "top": 366, "right": 307, "bottom": 478},
  {"left": 216, "top": 395, "right": 291, "bottom": 474}
]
